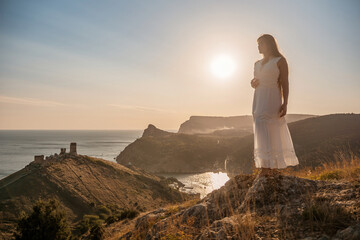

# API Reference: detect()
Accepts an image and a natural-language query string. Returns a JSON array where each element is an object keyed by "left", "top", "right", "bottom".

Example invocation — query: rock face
[
  {"left": 178, "top": 114, "right": 316, "bottom": 134},
  {"left": 0, "top": 153, "right": 198, "bottom": 236},
  {"left": 333, "top": 223, "right": 360, "bottom": 240},
  {"left": 116, "top": 127, "right": 241, "bottom": 173},
  {"left": 142, "top": 124, "right": 175, "bottom": 138},
  {"left": 237, "top": 173, "right": 317, "bottom": 214},
  {"left": 119, "top": 173, "right": 360, "bottom": 240}
]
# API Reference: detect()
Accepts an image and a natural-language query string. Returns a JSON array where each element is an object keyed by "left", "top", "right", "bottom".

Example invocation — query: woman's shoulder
[
  {"left": 276, "top": 56, "right": 287, "bottom": 64},
  {"left": 276, "top": 55, "right": 286, "bottom": 61},
  {"left": 254, "top": 59, "right": 262, "bottom": 65},
  {"left": 276, "top": 56, "right": 288, "bottom": 71}
]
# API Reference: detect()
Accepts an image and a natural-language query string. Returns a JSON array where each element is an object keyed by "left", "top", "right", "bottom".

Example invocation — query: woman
[{"left": 251, "top": 34, "right": 299, "bottom": 177}]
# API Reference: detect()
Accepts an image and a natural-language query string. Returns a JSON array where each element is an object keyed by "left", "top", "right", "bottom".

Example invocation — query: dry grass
[
  {"left": 149, "top": 212, "right": 257, "bottom": 240},
  {"left": 104, "top": 199, "right": 201, "bottom": 240},
  {"left": 232, "top": 213, "right": 257, "bottom": 239},
  {"left": 302, "top": 194, "right": 356, "bottom": 235},
  {"left": 283, "top": 147, "right": 360, "bottom": 182},
  {"left": 126, "top": 213, "right": 196, "bottom": 240},
  {"left": 111, "top": 147, "right": 360, "bottom": 239},
  {"left": 119, "top": 190, "right": 258, "bottom": 239},
  {"left": 162, "top": 198, "right": 199, "bottom": 213},
  {"left": 158, "top": 215, "right": 196, "bottom": 240}
]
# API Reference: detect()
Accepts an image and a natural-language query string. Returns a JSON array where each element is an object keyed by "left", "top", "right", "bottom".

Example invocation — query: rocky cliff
[
  {"left": 116, "top": 127, "right": 240, "bottom": 173},
  {"left": 142, "top": 124, "right": 176, "bottom": 138}
]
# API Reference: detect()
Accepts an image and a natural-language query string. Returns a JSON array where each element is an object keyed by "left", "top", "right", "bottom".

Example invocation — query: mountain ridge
[
  {"left": 178, "top": 114, "right": 317, "bottom": 134},
  {"left": 116, "top": 113, "right": 360, "bottom": 175}
]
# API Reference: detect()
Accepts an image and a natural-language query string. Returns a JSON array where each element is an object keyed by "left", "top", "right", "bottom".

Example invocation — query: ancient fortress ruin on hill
[{"left": 33, "top": 142, "right": 77, "bottom": 164}]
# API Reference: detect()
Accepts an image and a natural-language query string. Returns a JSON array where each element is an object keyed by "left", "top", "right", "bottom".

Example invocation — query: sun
[{"left": 210, "top": 55, "right": 236, "bottom": 78}]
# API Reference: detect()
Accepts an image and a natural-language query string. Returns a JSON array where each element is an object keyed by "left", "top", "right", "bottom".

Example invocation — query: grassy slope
[{"left": 0, "top": 154, "right": 197, "bottom": 237}]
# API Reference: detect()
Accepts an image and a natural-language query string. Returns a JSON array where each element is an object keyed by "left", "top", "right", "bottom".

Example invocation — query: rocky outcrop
[
  {"left": 237, "top": 173, "right": 317, "bottom": 214},
  {"left": 142, "top": 124, "right": 175, "bottom": 138},
  {"left": 332, "top": 223, "right": 360, "bottom": 240},
  {"left": 119, "top": 173, "right": 359, "bottom": 239}
]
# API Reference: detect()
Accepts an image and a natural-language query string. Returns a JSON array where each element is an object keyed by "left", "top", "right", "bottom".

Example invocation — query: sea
[{"left": 0, "top": 130, "right": 229, "bottom": 199}]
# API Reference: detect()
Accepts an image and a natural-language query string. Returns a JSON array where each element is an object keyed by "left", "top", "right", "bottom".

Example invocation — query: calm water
[
  {"left": 0, "top": 130, "right": 229, "bottom": 199},
  {"left": 0, "top": 130, "right": 145, "bottom": 179},
  {"left": 156, "top": 172, "right": 229, "bottom": 199}
]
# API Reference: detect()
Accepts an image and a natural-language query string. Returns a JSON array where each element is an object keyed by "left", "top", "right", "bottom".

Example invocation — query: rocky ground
[{"left": 104, "top": 172, "right": 360, "bottom": 240}]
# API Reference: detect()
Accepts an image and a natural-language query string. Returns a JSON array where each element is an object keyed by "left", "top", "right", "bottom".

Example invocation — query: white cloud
[
  {"left": 108, "top": 103, "right": 178, "bottom": 113},
  {"left": 0, "top": 95, "right": 68, "bottom": 107}
]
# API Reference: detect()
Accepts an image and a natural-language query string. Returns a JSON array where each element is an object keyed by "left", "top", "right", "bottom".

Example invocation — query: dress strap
[{"left": 274, "top": 56, "right": 282, "bottom": 64}]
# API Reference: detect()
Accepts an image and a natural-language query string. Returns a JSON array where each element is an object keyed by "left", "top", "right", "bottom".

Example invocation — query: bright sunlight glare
[{"left": 210, "top": 55, "right": 236, "bottom": 79}]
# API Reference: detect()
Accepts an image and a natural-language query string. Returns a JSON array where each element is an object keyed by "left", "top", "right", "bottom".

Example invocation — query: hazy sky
[{"left": 0, "top": 0, "right": 359, "bottom": 130}]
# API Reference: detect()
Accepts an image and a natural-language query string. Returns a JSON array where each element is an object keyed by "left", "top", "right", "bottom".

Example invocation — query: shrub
[
  {"left": 318, "top": 169, "right": 345, "bottom": 180},
  {"left": 105, "top": 208, "right": 139, "bottom": 225},
  {"left": 105, "top": 215, "right": 118, "bottom": 225},
  {"left": 89, "top": 222, "right": 104, "bottom": 240},
  {"left": 13, "top": 198, "right": 71, "bottom": 240},
  {"left": 117, "top": 208, "right": 139, "bottom": 220},
  {"left": 77, "top": 215, "right": 103, "bottom": 235},
  {"left": 97, "top": 205, "right": 111, "bottom": 215}
]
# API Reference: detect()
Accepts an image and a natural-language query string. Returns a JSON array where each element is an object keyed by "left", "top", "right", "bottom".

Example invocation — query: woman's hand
[
  {"left": 279, "top": 103, "right": 287, "bottom": 117},
  {"left": 251, "top": 78, "right": 259, "bottom": 88}
]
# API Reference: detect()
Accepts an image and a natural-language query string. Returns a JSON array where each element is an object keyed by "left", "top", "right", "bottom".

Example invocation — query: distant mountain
[
  {"left": 116, "top": 113, "right": 360, "bottom": 175},
  {"left": 0, "top": 152, "right": 196, "bottom": 236},
  {"left": 178, "top": 114, "right": 316, "bottom": 134}
]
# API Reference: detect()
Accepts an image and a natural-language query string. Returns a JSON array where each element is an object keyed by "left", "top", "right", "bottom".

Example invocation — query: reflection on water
[{"left": 156, "top": 171, "right": 230, "bottom": 199}]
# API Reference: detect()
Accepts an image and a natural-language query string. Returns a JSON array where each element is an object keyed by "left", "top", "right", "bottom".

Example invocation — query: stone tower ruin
[
  {"left": 60, "top": 148, "right": 66, "bottom": 154},
  {"left": 34, "top": 155, "right": 44, "bottom": 163},
  {"left": 70, "top": 142, "right": 77, "bottom": 155}
]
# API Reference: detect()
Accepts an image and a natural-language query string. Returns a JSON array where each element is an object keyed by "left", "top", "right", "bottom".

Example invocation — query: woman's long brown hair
[{"left": 257, "top": 34, "right": 285, "bottom": 99}]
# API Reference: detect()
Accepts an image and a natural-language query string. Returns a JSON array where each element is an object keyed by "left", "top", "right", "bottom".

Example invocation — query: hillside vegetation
[{"left": 0, "top": 153, "right": 198, "bottom": 239}]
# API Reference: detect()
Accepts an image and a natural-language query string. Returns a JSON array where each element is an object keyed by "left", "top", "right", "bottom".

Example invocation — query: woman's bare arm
[
  {"left": 278, "top": 57, "right": 289, "bottom": 105},
  {"left": 251, "top": 61, "right": 260, "bottom": 88}
]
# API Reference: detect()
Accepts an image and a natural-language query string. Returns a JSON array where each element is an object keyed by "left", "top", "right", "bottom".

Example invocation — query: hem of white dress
[{"left": 254, "top": 162, "right": 299, "bottom": 169}]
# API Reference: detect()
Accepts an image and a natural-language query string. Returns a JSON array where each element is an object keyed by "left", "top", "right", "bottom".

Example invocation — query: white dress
[{"left": 252, "top": 56, "right": 299, "bottom": 169}]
